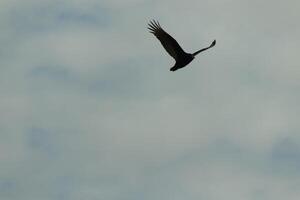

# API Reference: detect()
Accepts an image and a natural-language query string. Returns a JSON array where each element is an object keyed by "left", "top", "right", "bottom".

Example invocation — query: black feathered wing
[{"left": 148, "top": 20, "right": 185, "bottom": 61}]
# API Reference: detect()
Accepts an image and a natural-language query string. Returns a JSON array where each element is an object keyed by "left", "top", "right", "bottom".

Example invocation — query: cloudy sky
[{"left": 1, "top": 0, "right": 300, "bottom": 199}]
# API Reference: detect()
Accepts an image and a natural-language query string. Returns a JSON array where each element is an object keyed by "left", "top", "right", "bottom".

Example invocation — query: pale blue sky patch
[
  {"left": 30, "top": 65, "right": 72, "bottom": 81},
  {"left": 56, "top": 6, "right": 111, "bottom": 28},
  {"left": 0, "top": 180, "right": 16, "bottom": 198},
  {"left": 6, "top": 1, "right": 111, "bottom": 37},
  {"left": 27, "top": 127, "right": 60, "bottom": 159},
  {"left": 52, "top": 176, "right": 78, "bottom": 200},
  {"left": 270, "top": 137, "right": 300, "bottom": 175},
  {"left": 86, "top": 60, "right": 148, "bottom": 99}
]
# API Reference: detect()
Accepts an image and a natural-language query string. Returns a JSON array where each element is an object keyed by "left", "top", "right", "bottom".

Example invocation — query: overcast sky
[{"left": 0, "top": 0, "right": 300, "bottom": 200}]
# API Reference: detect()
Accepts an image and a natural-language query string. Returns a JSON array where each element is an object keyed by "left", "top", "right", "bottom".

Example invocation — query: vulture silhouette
[{"left": 148, "top": 20, "right": 216, "bottom": 71}]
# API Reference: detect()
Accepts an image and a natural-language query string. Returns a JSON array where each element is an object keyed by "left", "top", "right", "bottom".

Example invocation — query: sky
[{"left": 0, "top": 0, "right": 300, "bottom": 199}]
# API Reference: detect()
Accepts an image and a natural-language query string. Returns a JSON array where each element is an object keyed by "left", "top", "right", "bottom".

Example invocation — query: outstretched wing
[{"left": 148, "top": 20, "right": 185, "bottom": 61}]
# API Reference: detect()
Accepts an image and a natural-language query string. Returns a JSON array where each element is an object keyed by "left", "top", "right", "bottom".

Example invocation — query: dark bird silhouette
[{"left": 148, "top": 20, "right": 216, "bottom": 71}]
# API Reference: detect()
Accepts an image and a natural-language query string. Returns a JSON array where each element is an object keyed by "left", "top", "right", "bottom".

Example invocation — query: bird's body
[
  {"left": 170, "top": 53, "right": 194, "bottom": 71},
  {"left": 148, "top": 20, "right": 216, "bottom": 71}
]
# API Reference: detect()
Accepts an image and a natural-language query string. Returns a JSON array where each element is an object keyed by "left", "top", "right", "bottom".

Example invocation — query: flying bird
[{"left": 148, "top": 20, "right": 216, "bottom": 71}]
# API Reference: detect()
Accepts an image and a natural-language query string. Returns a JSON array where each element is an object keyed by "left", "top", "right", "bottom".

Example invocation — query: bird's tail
[{"left": 192, "top": 40, "right": 216, "bottom": 56}]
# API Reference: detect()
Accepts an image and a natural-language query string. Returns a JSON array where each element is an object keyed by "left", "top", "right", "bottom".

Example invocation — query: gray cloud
[{"left": 0, "top": 0, "right": 300, "bottom": 200}]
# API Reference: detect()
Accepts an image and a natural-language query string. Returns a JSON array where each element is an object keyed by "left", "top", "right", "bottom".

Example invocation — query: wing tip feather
[{"left": 148, "top": 19, "right": 161, "bottom": 30}]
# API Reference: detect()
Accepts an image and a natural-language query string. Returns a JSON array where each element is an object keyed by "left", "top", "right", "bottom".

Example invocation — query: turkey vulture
[{"left": 148, "top": 20, "right": 216, "bottom": 71}]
